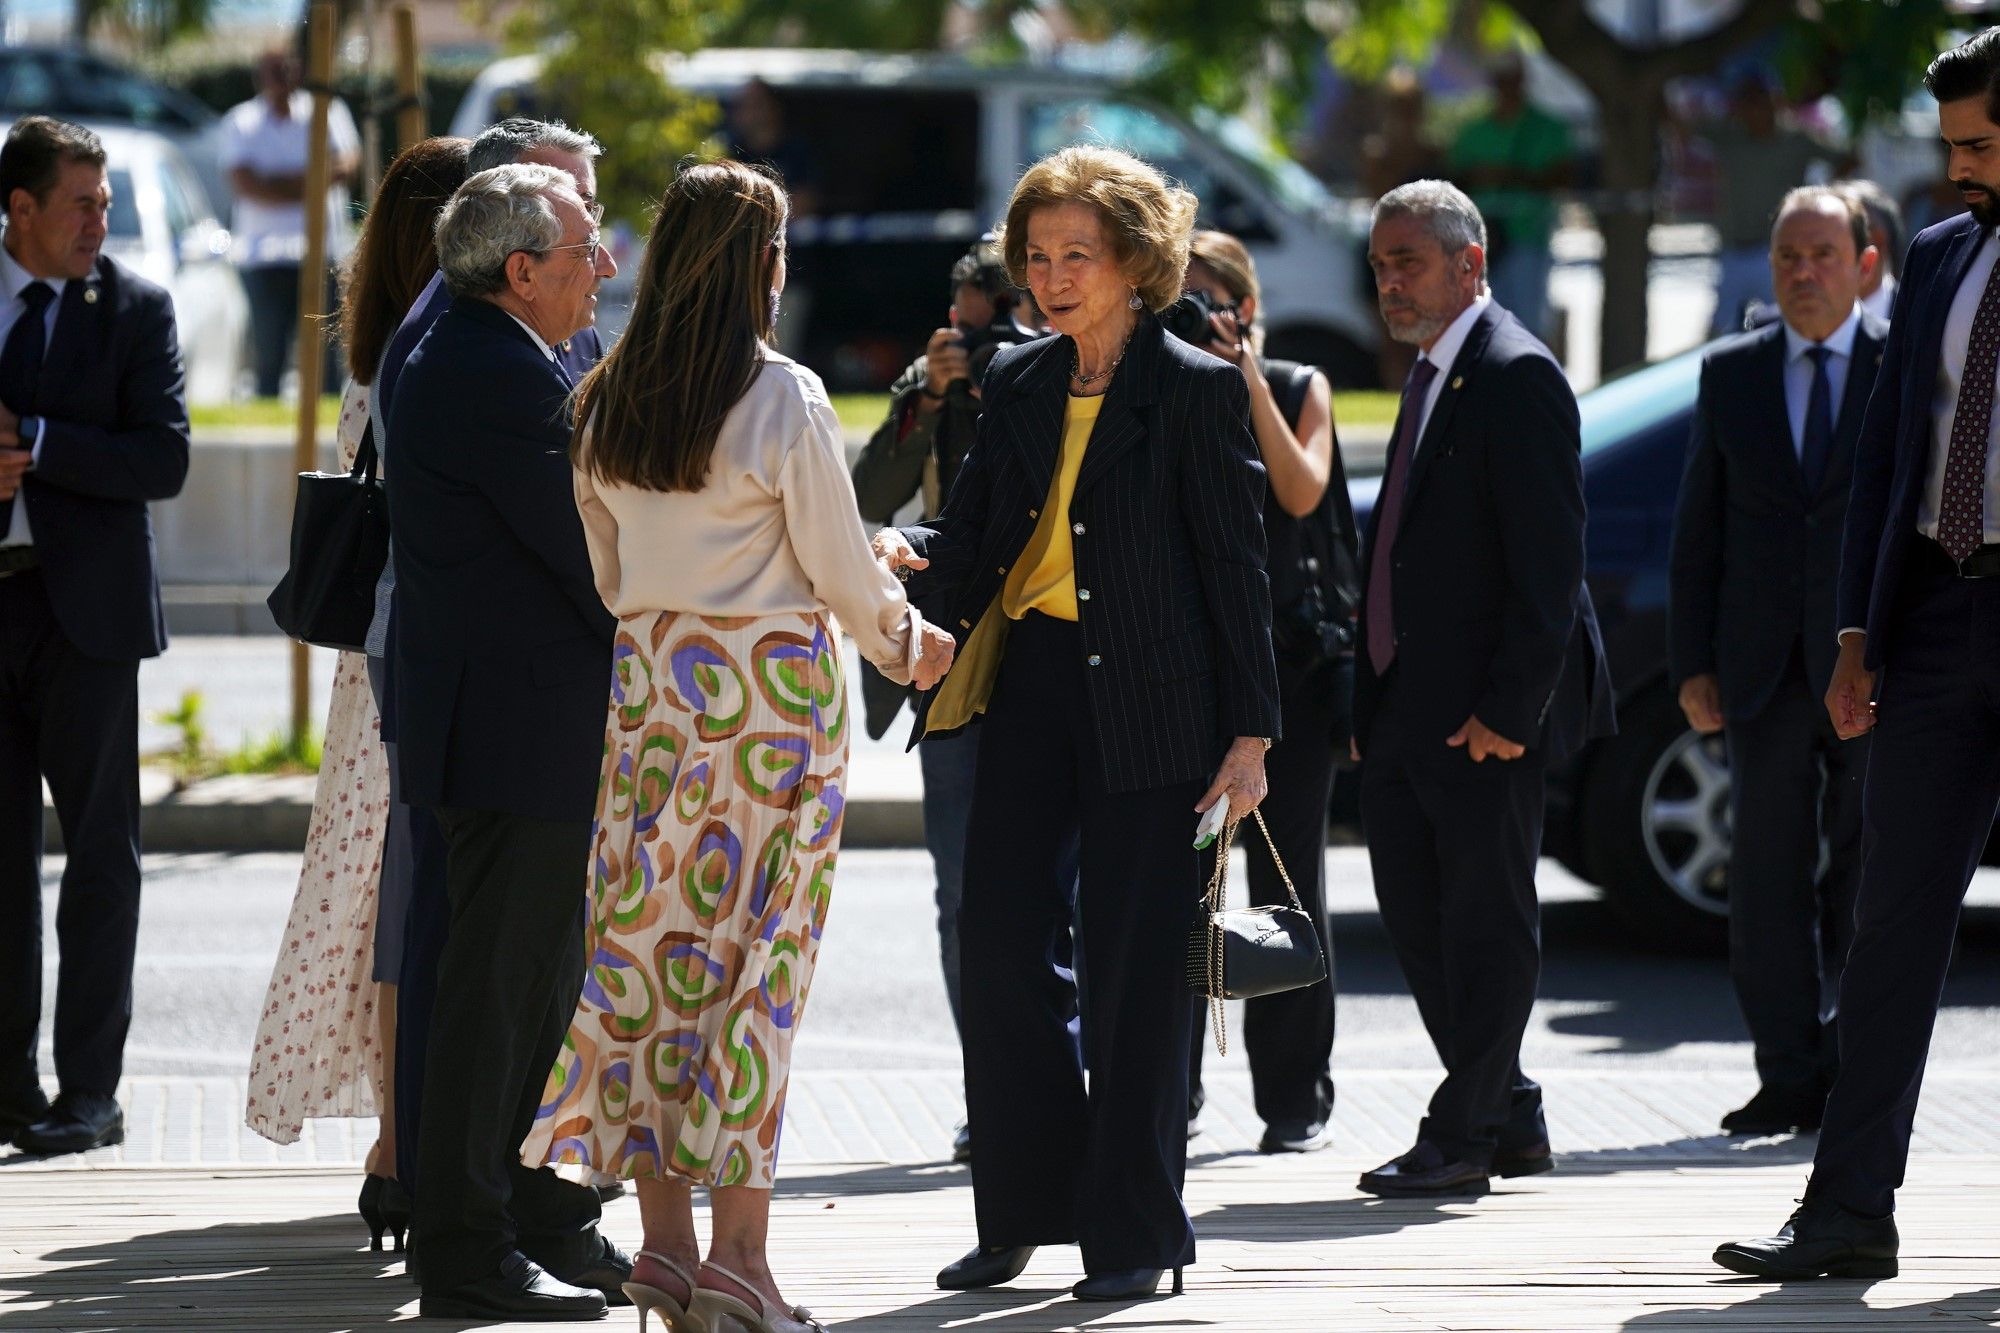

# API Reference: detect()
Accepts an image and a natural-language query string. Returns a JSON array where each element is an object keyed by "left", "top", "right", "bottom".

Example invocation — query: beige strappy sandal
[
  {"left": 625, "top": 1249, "right": 700, "bottom": 1333},
  {"left": 687, "top": 1260, "right": 829, "bottom": 1333}
]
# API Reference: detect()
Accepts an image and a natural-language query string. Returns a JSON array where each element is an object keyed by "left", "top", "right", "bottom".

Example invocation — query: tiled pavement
[{"left": 8, "top": 1068, "right": 1997, "bottom": 1172}]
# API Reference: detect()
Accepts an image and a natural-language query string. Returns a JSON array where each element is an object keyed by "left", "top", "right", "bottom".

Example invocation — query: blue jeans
[
  {"left": 920, "top": 728, "right": 980, "bottom": 1038},
  {"left": 1488, "top": 240, "right": 1554, "bottom": 341}
]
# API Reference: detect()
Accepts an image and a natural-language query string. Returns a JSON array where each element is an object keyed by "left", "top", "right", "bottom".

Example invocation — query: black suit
[
  {"left": 1354, "top": 300, "right": 1613, "bottom": 1166},
  {"left": 1, "top": 254, "right": 187, "bottom": 1103},
  {"left": 1811, "top": 212, "right": 2000, "bottom": 1219},
  {"left": 1668, "top": 313, "right": 1886, "bottom": 1097},
  {"left": 902, "top": 315, "right": 1280, "bottom": 1273},
  {"left": 386, "top": 297, "right": 613, "bottom": 1292},
  {"left": 370, "top": 271, "right": 603, "bottom": 1192}
]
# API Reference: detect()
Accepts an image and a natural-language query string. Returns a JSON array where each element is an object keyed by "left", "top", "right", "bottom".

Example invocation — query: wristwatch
[{"left": 1254, "top": 736, "right": 1273, "bottom": 751}]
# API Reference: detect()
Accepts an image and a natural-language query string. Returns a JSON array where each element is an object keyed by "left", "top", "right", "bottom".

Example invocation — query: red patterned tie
[{"left": 1937, "top": 256, "right": 2000, "bottom": 562}]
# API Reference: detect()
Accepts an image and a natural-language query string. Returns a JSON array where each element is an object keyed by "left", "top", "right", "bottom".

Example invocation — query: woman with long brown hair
[
  {"left": 521, "top": 159, "right": 954, "bottom": 1333},
  {"left": 243, "top": 135, "right": 470, "bottom": 1253}
]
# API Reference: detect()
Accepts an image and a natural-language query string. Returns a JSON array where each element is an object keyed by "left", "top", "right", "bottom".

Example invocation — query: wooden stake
[
  {"left": 290, "top": 1, "right": 338, "bottom": 748},
  {"left": 393, "top": 5, "right": 425, "bottom": 151}
]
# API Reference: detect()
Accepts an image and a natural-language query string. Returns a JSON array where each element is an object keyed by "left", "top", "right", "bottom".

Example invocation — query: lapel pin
[
  {"left": 83, "top": 287, "right": 99, "bottom": 304},
  {"left": 1451, "top": 376, "right": 1463, "bottom": 389}
]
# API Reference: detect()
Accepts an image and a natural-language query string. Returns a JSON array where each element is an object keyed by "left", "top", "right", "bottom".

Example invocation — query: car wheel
[{"left": 1580, "top": 686, "right": 1731, "bottom": 949}]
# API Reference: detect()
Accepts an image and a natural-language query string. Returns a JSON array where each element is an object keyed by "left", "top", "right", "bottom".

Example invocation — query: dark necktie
[
  {"left": 1938, "top": 255, "right": 2000, "bottom": 562},
  {"left": 0, "top": 281, "right": 56, "bottom": 537},
  {"left": 1799, "top": 344, "right": 1834, "bottom": 498},
  {"left": 1365, "top": 356, "right": 1439, "bottom": 676}
]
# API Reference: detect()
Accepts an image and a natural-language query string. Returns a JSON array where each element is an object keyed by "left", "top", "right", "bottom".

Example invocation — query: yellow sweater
[{"left": 925, "top": 394, "right": 1102, "bottom": 734}]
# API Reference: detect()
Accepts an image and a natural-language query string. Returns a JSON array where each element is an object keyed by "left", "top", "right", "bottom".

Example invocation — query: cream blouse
[{"left": 573, "top": 350, "right": 923, "bottom": 685}]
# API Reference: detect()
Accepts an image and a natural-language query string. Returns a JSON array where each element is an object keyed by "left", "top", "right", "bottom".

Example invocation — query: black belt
[
  {"left": 0, "top": 546, "right": 37, "bottom": 578},
  {"left": 1919, "top": 535, "right": 2000, "bottom": 579}
]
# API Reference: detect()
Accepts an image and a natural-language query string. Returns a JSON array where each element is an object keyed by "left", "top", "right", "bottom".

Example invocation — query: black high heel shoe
[
  {"left": 1072, "top": 1266, "right": 1183, "bottom": 1301},
  {"left": 358, "top": 1174, "right": 412, "bottom": 1252},
  {"left": 936, "top": 1245, "right": 1035, "bottom": 1290}
]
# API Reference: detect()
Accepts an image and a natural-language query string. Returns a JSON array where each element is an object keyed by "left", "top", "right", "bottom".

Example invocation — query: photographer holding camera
[
  {"left": 851, "top": 239, "right": 1054, "bottom": 1163},
  {"left": 1176, "top": 231, "right": 1358, "bottom": 1154}
]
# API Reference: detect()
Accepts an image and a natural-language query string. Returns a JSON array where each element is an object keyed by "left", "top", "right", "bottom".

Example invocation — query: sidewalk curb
[{"left": 44, "top": 781, "right": 925, "bottom": 853}]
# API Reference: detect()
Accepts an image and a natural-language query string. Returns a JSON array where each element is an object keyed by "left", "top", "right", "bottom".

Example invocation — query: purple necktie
[
  {"left": 1938, "top": 257, "right": 2000, "bottom": 562},
  {"left": 1365, "top": 356, "right": 1438, "bottom": 676}
]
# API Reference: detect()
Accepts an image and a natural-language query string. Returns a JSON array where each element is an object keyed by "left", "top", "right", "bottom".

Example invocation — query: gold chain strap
[{"left": 1200, "top": 808, "right": 1299, "bottom": 1056}]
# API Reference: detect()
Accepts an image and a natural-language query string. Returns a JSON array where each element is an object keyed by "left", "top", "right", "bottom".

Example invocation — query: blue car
[{"left": 1351, "top": 345, "right": 1726, "bottom": 946}]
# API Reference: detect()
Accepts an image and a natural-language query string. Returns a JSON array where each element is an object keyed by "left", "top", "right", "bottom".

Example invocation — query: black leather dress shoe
[
  {"left": 1073, "top": 1267, "right": 1182, "bottom": 1301},
  {"left": 1713, "top": 1196, "right": 1898, "bottom": 1279},
  {"left": 936, "top": 1245, "right": 1035, "bottom": 1290},
  {"left": 0, "top": 1084, "right": 51, "bottom": 1147},
  {"left": 17, "top": 1092, "right": 123, "bottom": 1157},
  {"left": 1357, "top": 1141, "right": 1491, "bottom": 1198},
  {"left": 1721, "top": 1084, "right": 1825, "bottom": 1135},
  {"left": 1493, "top": 1139, "right": 1556, "bottom": 1178},
  {"left": 420, "top": 1251, "right": 609, "bottom": 1320},
  {"left": 548, "top": 1237, "right": 634, "bottom": 1307}
]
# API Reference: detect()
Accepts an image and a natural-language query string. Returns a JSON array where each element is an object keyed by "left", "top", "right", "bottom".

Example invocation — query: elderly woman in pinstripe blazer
[{"left": 871, "top": 144, "right": 1282, "bottom": 1305}]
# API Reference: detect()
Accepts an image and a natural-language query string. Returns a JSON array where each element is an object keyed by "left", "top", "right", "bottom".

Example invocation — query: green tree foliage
[
  {"left": 1776, "top": 0, "right": 1956, "bottom": 129},
  {"left": 502, "top": 0, "right": 724, "bottom": 228}
]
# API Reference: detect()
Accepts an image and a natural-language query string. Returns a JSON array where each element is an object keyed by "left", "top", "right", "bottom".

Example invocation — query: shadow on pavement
[
  {"left": 0, "top": 1213, "right": 446, "bottom": 1332},
  {"left": 1620, "top": 1282, "right": 2000, "bottom": 1329},
  {"left": 1194, "top": 1191, "right": 1477, "bottom": 1246},
  {"left": 845, "top": 1288, "right": 1213, "bottom": 1332}
]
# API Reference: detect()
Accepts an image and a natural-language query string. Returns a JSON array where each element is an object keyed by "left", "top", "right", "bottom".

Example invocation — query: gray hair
[
  {"left": 1372, "top": 179, "right": 1489, "bottom": 261},
  {"left": 467, "top": 117, "right": 601, "bottom": 176},
  {"left": 435, "top": 163, "right": 574, "bottom": 300},
  {"left": 1773, "top": 184, "right": 1869, "bottom": 258}
]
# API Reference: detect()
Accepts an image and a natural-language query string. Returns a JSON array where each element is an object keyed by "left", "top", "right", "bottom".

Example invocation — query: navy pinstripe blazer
[{"left": 899, "top": 313, "right": 1283, "bottom": 794}]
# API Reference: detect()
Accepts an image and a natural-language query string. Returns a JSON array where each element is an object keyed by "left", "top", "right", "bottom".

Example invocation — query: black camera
[
  {"left": 947, "top": 303, "right": 1048, "bottom": 396},
  {"left": 1272, "top": 556, "right": 1356, "bottom": 665},
  {"left": 1161, "top": 289, "right": 1238, "bottom": 347}
]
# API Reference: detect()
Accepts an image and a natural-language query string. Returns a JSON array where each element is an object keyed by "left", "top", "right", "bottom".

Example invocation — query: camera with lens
[
  {"left": 950, "top": 305, "right": 1042, "bottom": 393},
  {"left": 1272, "top": 556, "right": 1355, "bottom": 665},
  {"left": 1161, "top": 288, "right": 1238, "bottom": 347}
]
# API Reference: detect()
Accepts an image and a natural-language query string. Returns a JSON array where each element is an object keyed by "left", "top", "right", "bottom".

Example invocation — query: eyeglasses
[{"left": 518, "top": 230, "right": 603, "bottom": 264}]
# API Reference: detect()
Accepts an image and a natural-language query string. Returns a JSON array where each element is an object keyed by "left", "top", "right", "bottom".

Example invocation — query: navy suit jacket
[
  {"left": 900, "top": 314, "right": 1282, "bottom": 794},
  {"left": 1841, "top": 211, "right": 1992, "bottom": 669},
  {"left": 15, "top": 254, "right": 189, "bottom": 661},
  {"left": 371, "top": 269, "right": 602, "bottom": 740},
  {"left": 384, "top": 297, "right": 614, "bottom": 821},
  {"left": 1353, "top": 300, "right": 1614, "bottom": 765},
  {"left": 1670, "top": 313, "right": 1888, "bottom": 719}
]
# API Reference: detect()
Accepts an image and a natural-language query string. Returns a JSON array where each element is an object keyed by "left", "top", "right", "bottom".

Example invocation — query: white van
[{"left": 452, "top": 48, "right": 1380, "bottom": 389}]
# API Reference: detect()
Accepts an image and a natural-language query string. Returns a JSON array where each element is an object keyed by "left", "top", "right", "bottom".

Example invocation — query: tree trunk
[{"left": 1595, "top": 90, "right": 1661, "bottom": 378}]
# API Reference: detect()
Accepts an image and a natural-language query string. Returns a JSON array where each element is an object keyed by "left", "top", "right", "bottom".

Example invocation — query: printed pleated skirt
[{"left": 522, "top": 609, "right": 848, "bottom": 1188}]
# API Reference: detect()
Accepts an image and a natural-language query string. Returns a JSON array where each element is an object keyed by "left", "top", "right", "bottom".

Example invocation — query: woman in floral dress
[{"left": 520, "top": 160, "right": 954, "bottom": 1333}]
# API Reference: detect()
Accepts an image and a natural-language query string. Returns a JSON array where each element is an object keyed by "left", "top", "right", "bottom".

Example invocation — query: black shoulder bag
[
  {"left": 1186, "top": 808, "right": 1329, "bottom": 1051},
  {"left": 266, "top": 419, "right": 390, "bottom": 652}
]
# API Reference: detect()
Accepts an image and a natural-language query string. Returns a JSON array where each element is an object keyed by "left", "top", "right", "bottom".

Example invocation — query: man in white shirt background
[
  {"left": 1668, "top": 186, "right": 1886, "bottom": 1141},
  {"left": 220, "top": 49, "right": 358, "bottom": 398}
]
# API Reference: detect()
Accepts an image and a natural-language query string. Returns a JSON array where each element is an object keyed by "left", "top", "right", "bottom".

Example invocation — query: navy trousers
[
  {"left": 1812, "top": 540, "right": 2000, "bottom": 1218},
  {"left": 1359, "top": 673, "right": 1548, "bottom": 1165},
  {"left": 958, "top": 612, "right": 1206, "bottom": 1273},
  {"left": 0, "top": 569, "right": 141, "bottom": 1099}
]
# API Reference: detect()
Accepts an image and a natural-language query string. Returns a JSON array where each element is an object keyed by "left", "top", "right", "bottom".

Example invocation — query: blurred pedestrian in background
[
  {"left": 242, "top": 136, "right": 471, "bottom": 1257},
  {"left": 1179, "top": 230, "right": 1355, "bottom": 1156},
  {"left": 875, "top": 144, "right": 1280, "bottom": 1304},
  {"left": 1704, "top": 73, "right": 1846, "bottom": 335},
  {"left": 524, "top": 158, "right": 950, "bottom": 1333},
  {"left": 1362, "top": 68, "right": 1440, "bottom": 203},
  {"left": 850, "top": 238, "right": 1064, "bottom": 1165},
  {"left": 220, "top": 49, "right": 359, "bottom": 398},
  {"left": 0, "top": 116, "right": 189, "bottom": 1159},
  {"left": 1445, "top": 52, "right": 1572, "bottom": 341},
  {"left": 1838, "top": 179, "right": 1904, "bottom": 323},
  {"left": 1669, "top": 186, "right": 1883, "bottom": 1140}
]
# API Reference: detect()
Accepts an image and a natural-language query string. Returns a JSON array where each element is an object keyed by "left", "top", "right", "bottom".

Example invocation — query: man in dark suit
[
  {"left": 1716, "top": 29, "right": 2000, "bottom": 1280},
  {"left": 388, "top": 163, "right": 622, "bottom": 1320},
  {"left": 1670, "top": 187, "right": 1886, "bottom": 1137},
  {"left": 0, "top": 117, "right": 188, "bottom": 1157},
  {"left": 365, "top": 117, "right": 606, "bottom": 1198},
  {"left": 1351, "top": 180, "right": 1614, "bottom": 1199}
]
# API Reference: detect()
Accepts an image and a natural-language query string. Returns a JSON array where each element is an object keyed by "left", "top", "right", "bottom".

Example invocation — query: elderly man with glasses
[{"left": 385, "top": 160, "right": 625, "bottom": 1323}]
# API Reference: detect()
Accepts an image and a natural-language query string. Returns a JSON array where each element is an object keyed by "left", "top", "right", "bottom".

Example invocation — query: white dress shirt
[
  {"left": 0, "top": 242, "right": 68, "bottom": 548},
  {"left": 1782, "top": 304, "right": 1862, "bottom": 458},
  {"left": 218, "top": 90, "right": 359, "bottom": 266},
  {"left": 1920, "top": 225, "right": 2000, "bottom": 545},
  {"left": 1861, "top": 273, "right": 1897, "bottom": 324},
  {"left": 502, "top": 308, "right": 558, "bottom": 363},
  {"left": 1411, "top": 292, "right": 1491, "bottom": 451}
]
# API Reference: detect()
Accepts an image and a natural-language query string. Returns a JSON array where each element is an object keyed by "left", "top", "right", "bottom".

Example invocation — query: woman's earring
[{"left": 1128, "top": 289, "right": 1143, "bottom": 310}]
